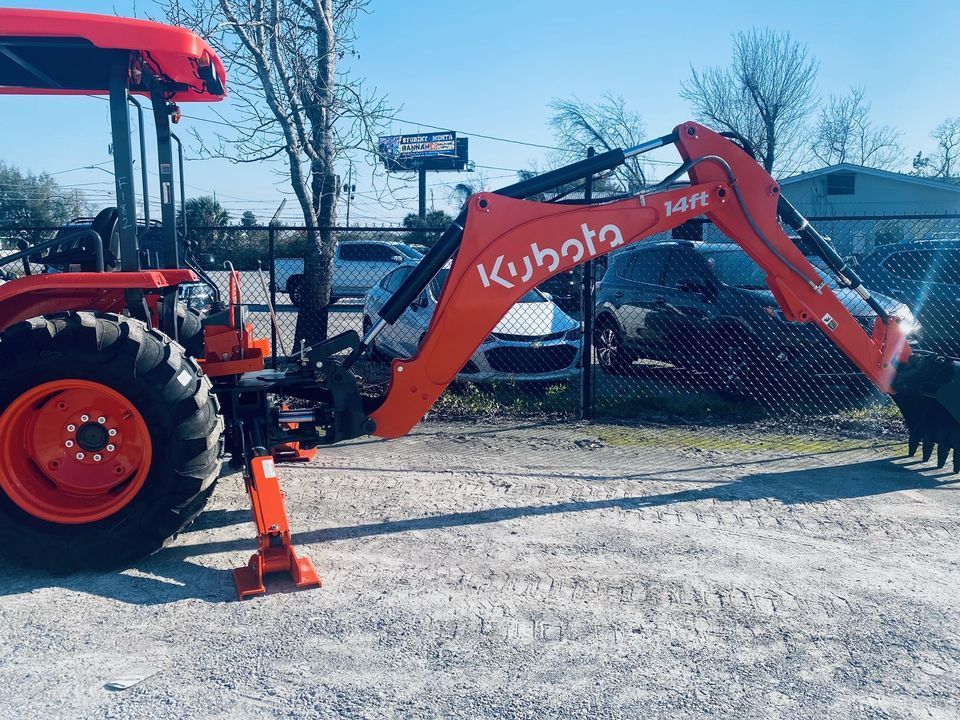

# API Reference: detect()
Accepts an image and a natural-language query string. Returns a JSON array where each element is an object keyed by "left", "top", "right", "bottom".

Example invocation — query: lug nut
[
  {"left": 106, "top": 444, "right": 115, "bottom": 452},
  {"left": 65, "top": 440, "right": 75, "bottom": 448},
  {"left": 66, "top": 424, "right": 76, "bottom": 432},
  {"left": 97, "top": 417, "right": 106, "bottom": 424},
  {"left": 80, "top": 414, "right": 89, "bottom": 422},
  {"left": 76, "top": 452, "right": 85, "bottom": 460},
  {"left": 108, "top": 429, "right": 117, "bottom": 437},
  {"left": 93, "top": 454, "right": 102, "bottom": 462}
]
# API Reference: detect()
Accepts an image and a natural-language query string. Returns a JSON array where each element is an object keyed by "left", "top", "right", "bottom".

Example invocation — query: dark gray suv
[
  {"left": 593, "top": 240, "right": 916, "bottom": 396},
  {"left": 858, "top": 240, "right": 960, "bottom": 357}
]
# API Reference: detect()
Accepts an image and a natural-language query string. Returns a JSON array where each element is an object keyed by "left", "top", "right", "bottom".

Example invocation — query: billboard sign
[{"left": 379, "top": 131, "right": 469, "bottom": 172}]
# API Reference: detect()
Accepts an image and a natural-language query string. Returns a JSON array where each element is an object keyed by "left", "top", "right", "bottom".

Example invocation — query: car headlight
[
  {"left": 892, "top": 304, "right": 919, "bottom": 336},
  {"left": 565, "top": 326, "right": 583, "bottom": 341}
]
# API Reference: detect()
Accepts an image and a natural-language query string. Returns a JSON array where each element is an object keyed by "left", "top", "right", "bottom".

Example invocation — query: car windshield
[
  {"left": 701, "top": 249, "right": 767, "bottom": 288},
  {"left": 430, "top": 268, "right": 546, "bottom": 302},
  {"left": 396, "top": 245, "right": 423, "bottom": 259},
  {"left": 701, "top": 248, "right": 837, "bottom": 290}
]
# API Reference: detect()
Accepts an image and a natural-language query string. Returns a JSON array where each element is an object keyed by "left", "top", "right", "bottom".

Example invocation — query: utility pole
[
  {"left": 418, "top": 167, "right": 427, "bottom": 220},
  {"left": 342, "top": 162, "right": 356, "bottom": 227}
]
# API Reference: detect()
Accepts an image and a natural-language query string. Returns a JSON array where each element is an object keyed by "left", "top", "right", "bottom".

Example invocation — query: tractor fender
[{"left": 0, "top": 270, "right": 197, "bottom": 332}]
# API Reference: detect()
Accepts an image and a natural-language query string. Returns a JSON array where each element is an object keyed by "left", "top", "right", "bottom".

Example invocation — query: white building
[
  {"left": 776, "top": 164, "right": 960, "bottom": 257},
  {"left": 779, "top": 163, "right": 960, "bottom": 216}
]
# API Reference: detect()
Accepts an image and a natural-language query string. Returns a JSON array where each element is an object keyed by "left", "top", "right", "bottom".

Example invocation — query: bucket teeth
[
  {"left": 937, "top": 439, "right": 950, "bottom": 469},
  {"left": 908, "top": 430, "right": 921, "bottom": 457},
  {"left": 893, "top": 352, "right": 960, "bottom": 473}
]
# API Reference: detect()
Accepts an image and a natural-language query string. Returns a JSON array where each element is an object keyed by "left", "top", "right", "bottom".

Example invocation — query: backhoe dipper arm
[{"left": 365, "top": 122, "right": 960, "bottom": 469}]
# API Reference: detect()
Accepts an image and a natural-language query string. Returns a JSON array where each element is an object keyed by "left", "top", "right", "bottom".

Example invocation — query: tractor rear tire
[{"left": 0, "top": 312, "right": 224, "bottom": 573}]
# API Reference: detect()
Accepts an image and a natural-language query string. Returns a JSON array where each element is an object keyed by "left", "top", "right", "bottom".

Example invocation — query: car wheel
[{"left": 595, "top": 319, "right": 633, "bottom": 375}]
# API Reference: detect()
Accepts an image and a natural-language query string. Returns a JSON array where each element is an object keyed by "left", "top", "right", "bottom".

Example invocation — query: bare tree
[
  {"left": 162, "top": 0, "right": 391, "bottom": 345},
  {"left": 548, "top": 94, "right": 648, "bottom": 192},
  {"left": 811, "top": 87, "right": 903, "bottom": 169},
  {"left": 681, "top": 28, "right": 818, "bottom": 174},
  {"left": 912, "top": 118, "right": 960, "bottom": 180}
]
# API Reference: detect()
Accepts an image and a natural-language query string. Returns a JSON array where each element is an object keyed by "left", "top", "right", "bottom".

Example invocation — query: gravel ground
[{"left": 1, "top": 419, "right": 958, "bottom": 719}]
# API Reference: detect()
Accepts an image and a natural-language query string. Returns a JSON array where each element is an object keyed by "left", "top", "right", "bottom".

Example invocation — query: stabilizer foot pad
[{"left": 233, "top": 545, "right": 322, "bottom": 600}]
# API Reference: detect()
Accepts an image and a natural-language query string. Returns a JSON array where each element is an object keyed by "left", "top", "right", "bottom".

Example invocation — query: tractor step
[{"left": 234, "top": 454, "right": 322, "bottom": 600}]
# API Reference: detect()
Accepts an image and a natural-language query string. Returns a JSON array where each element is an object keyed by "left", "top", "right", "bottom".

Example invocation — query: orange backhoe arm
[{"left": 369, "top": 122, "right": 912, "bottom": 439}]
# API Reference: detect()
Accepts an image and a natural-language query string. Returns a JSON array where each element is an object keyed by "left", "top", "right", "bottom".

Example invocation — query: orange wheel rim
[{"left": 0, "top": 379, "right": 152, "bottom": 524}]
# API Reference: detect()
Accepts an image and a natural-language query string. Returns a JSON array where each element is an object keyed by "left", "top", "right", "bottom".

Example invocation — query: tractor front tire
[
  {"left": 166, "top": 300, "right": 206, "bottom": 359},
  {"left": 0, "top": 312, "right": 223, "bottom": 573}
]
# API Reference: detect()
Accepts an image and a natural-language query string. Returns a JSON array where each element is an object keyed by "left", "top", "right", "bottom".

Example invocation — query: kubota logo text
[{"left": 476, "top": 222, "right": 624, "bottom": 290}]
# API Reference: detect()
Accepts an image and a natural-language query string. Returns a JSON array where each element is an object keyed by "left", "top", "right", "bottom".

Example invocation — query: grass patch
[
  {"left": 593, "top": 388, "right": 766, "bottom": 423},
  {"left": 591, "top": 424, "right": 881, "bottom": 454},
  {"left": 433, "top": 380, "right": 579, "bottom": 419}
]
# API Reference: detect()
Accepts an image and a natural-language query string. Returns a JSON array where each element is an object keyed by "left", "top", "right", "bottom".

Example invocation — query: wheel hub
[
  {"left": 76, "top": 422, "right": 109, "bottom": 452},
  {"left": 0, "top": 380, "right": 152, "bottom": 524}
]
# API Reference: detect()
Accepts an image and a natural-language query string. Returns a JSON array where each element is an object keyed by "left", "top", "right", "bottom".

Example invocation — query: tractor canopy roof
[{"left": 0, "top": 8, "right": 226, "bottom": 102}]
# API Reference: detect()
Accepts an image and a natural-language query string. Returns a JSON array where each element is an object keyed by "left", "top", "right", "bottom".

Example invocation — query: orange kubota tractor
[{"left": 2, "top": 10, "right": 960, "bottom": 599}]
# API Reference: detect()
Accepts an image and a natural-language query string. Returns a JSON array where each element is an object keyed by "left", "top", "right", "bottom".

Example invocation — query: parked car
[
  {"left": 594, "top": 240, "right": 917, "bottom": 395},
  {"left": 858, "top": 239, "right": 960, "bottom": 357},
  {"left": 363, "top": 263, "right": 583, "bottom": 382},
  {"left": 276, "top": 240, "right": 423, "bottom": 304}
]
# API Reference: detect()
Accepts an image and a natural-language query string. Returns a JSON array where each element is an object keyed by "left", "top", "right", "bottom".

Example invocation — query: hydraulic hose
[{"left": 776, "top": 195, "right": 889, "bottom": 320}]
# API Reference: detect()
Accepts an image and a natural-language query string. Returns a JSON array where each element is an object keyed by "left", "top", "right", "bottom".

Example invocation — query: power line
[{"left": 392, "top": 116, "right": 564, "bottom": 152}]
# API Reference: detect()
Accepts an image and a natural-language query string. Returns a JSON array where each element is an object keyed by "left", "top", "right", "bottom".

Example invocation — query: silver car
[{"left": 363, "top": 264, "right": 582, "bottom": 382}]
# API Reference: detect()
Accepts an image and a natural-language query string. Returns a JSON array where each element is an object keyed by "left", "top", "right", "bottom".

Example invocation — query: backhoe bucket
[{"left": 892, "top": 353, "right": 960, "bottom": 472}]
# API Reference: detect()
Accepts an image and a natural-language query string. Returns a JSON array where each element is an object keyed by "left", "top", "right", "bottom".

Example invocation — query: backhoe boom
[{"left": 363, "top": 122, "right": 960, "bottom": 469}]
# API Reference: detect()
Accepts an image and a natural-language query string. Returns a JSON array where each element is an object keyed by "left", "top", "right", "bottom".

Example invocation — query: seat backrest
[
  {"left": 41, "top": 207, "right": 120, "bottom": 271},
  {"left": 89, "top": 207, "right": 119, "bottom": 268}
]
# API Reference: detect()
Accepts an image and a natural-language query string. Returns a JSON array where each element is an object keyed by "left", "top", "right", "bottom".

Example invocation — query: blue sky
[{"left": 4, "top": 0, "right": 960, "bottom": 224}]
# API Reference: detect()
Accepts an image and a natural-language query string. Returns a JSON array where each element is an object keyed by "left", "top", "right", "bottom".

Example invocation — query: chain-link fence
[
  {"left": 260, "top": 225, "right": 582, "bottom": 418},
  {"left": 585, "top": 214, "right": 960, "bottom": 434},
  {"left": 4, "top": 212, "right": 960, "bottom": 435}
]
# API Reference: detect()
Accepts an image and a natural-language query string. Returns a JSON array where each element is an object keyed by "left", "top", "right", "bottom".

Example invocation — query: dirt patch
[{"left": 0, "top": 419, "right": 958, "bottom": 719}]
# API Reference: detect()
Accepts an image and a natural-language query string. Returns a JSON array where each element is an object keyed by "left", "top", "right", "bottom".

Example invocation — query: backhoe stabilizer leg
[
  {"left": 233, "top": 455, "right": 322, "bottom": 600},
  {"left": 892, "top": 353, "right": 960, "bottom": 472}
]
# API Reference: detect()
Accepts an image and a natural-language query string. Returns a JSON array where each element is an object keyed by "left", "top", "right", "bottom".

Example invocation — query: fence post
[
  {"left": 268, "top": 225, "right": 278, "bottom": 368},
  {"left": 581, "top": 147, "right": 596, "bottom": 421}
]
